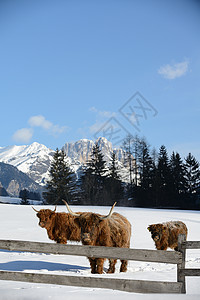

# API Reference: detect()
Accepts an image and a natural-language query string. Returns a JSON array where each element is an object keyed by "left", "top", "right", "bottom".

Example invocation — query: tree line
[{"left": 43, "top": 135, "right": 200, "bottom": 210}]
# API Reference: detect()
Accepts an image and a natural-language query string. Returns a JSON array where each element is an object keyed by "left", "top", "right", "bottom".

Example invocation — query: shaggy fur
[
  {"left": 73, "top": 211, "right": 131, "bottom": 274},
  {"left": 148, "top": 221, "right": 188, "bottom": 251},
  {"left": 35, "top": 209, "right": 81, "bottom": 244}
]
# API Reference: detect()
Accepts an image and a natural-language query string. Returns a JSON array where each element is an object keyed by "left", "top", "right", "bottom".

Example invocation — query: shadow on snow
[{"left": 0, "top": 260, "right": 89, "bottom": 272}]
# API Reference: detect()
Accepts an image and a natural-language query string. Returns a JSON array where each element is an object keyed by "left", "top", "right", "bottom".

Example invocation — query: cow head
[
  {"left": 147, "top": 224, "right": 167, "bottom": 242},
  {"left": 32, "top": 206, "right": 56, "bottom": 229},
  {"left": 63, "top": 200, "right": 116, "bottom": 246}
]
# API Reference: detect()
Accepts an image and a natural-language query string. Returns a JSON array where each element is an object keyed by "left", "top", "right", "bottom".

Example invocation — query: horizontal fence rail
[
  {"left": 179, "top": 269, "right": 200, "bottom": 277},
  {"left": 1, "top": 236, "right": 199, "bottom": 294},
  {"left": 0, "top": 271, "right": 183, "bottom": 294},
  {"left": 181, "top": 241, "right": 200, "bottom": 250},
  {"left": 0, "top": 239, "right": 182, "bottom": 264}
]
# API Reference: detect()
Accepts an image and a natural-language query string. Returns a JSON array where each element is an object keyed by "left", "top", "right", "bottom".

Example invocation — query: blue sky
[{"left": 0, "top": 0, "right": 200, "bottom": 161}]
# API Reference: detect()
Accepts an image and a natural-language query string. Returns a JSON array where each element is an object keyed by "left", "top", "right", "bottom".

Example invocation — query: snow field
[{"left": 0, "top": 204, "right": 199, "bottom": 299}]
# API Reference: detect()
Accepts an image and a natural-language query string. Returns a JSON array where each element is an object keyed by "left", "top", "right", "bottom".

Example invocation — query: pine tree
[
  {"left": 156, "top": 145, "right": 172, "bottom": 207},
  {"left": 78, "top": 167, "right": 96, "bottom": 205},
  {"left": 170, "top": 152, "right": 187, "bottom": 207},
  {"left": 138, "top": 139, "right": 154, "bottom": 190},
  {"left": 138, "top": 139, "right": 154, "bottom": 207},
  {"left": 79, "top": 143, "right": 108, "bottom": 205},
  {"left": 122, "top": 134, "right": 135, "bottom": 185},
  {"left": 88, "top": 143, "right": 107, "bottom": 178},
  {"left": 184, "top": 153, "right": 200, "bottom": 193},
  {"left": 109, "top": 152, "right": 120, "bottom": 180},
  {"left": 20, "top": 189, "right": 30, "bottom": 205},
  {"left": 43, "top": 149, "right": 75, "bottom": 205},
  {"left": 131, "top": 135, "right": 141, "bottom": 186},
  {"left": 106, "top": 152, "right": 124, "bottom": 205}
]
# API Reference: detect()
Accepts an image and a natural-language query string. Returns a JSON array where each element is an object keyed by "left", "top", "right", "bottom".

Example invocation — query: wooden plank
[
  {"left": 0, "top": 240, "right": 182, "bottom": 264},
  {"left": 179, "top": 269, "right": 200, "bottom": 277},
  {"left": 0, "top": 271, "right": 183, "bottom": 294},
  {"left": 177, "top": 234, "right": 186, "bottom": 294},
  {"left": 181, "top": 241, "right": 200, "bottom": 249}
]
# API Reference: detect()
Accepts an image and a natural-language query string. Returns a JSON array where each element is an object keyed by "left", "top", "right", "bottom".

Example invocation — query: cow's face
[
  {"left": 75, "top": 213, "right": 103, "bottom": 246},
  {"left": 36, "top": 209, "right": 55, "bottom": 229},
  {"left": 148, "top": 224, "right": 166, "bottom": 242}
]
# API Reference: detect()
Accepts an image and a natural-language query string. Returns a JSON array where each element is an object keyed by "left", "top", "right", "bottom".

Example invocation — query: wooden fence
[
  {"left": 0, "top": 235, "right": 199, "bottom": 294},
  {"left": 177, "top": 234, "right": 200, "bottom": 293}
]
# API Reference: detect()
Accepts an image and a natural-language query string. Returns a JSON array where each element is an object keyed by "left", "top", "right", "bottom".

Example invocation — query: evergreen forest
[{"left": 43, "top": 135, "right": 200, "bottom": 210}]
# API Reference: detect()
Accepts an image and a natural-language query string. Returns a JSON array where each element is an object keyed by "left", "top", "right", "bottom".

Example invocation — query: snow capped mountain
[
  {"left": 62, "top": 139, "right": 94, "bottom": 173},
  {"left": 0, "top": 142, "right": 54, "bottom": 185},
  {"left": 62, "top": 137, "right": 126, "bottom": 165},
  {"left": 0, "top": 138, "right": 130, "bottom": 190},
  {"left": 62, "top": 137, "right": 129, "bottom": 181}
]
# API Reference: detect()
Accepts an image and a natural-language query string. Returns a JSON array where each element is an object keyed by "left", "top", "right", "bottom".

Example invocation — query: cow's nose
[
  {"left": 153, "top": 234, "right": 160, "bottom": 241},
  {"left": 39, "top": 221, "right": 45, "bottom": 228},
  {"left": 82, "top": 233, "right": 91, "bottom": 241}
]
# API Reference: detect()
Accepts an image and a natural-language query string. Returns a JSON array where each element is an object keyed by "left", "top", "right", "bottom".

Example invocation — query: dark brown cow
[
  {"left": 63, "top": 200, "right": 131, "bottom": 274},
  {"left": 32, "top": 206, "right": 81, "bottom": 244},
  {"left": 147, "top": 221, "right": 188, "bottom": 251}
]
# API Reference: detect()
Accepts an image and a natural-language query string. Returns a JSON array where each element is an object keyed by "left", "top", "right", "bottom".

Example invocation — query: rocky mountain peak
[{"left": 0, "top": 137, "right": 130, "bottom": 194}]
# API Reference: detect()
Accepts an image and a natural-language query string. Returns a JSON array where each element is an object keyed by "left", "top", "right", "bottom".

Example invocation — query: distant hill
[
  {"left": 0, "top": 162, "right": 43, "bottom": 197},
  {"left": 0, "top": 183, "right": 8, "bottom": 196}
]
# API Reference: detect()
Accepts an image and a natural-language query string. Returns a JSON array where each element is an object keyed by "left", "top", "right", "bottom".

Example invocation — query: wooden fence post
[{"left": 177, "top": 234, "right": 186, "bottom": 293}]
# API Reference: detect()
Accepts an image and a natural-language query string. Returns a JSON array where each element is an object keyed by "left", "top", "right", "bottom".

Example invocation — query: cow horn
[
  {"left": 62, "top": 200, "right": 81, "bottom": 217},
  {"left": 53, "top": 206, "right": 57, "bottom": 212},
  {"left": 32, "top": 206, "right": 39, "bottom": 213},
  {"left": 100, "top": 202, "right": 117, "bottom": 220}
]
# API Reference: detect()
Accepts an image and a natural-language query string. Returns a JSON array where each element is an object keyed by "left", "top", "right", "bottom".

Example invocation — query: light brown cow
[
  {"left": 63, "top": 200, "right": 131, "bottom": 274},
  {"left": 147, "top": 221, "right": 188, "bottom": 251},
  {"left": 32, "top": 206, "right": 81, "bottom": 244}
]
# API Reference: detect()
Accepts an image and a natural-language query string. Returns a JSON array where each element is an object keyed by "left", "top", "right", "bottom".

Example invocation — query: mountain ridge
[{"left": 0, "top": 137, "right": 130, "bottom": 196}]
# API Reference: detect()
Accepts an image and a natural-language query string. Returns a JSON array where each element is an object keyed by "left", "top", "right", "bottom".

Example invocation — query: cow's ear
[
  {"left": 162, "top": 226, "right": 167, "bottom": 232},
  {"left": 147, "top": 226, "right": 151, "bottom": 231}
]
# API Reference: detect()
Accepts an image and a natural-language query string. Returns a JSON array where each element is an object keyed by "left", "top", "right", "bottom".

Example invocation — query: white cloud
[
  {"left": 28, "top": 115, "right": 52, "bottom": 130},
  {"left": 12, "top": 115, "right": 67, "bottom": 144},
  {"left": 12, "top": 128, "right": 33, "bottom": 143},
  {"left": 89, "top": 107, "right": 116, "bottom": 118},
  {"left": 89, "top": 107, "right": 116, "bottom": 134},
  {"left": 50, "top": 124, "right": 67, "bottom": 136},
  {"left": 89, "top": 121, "right": 105, "bottom": 134},
  {"left": 89, "top": 107, "right": 98, "bottom": 113},
  {"left": 158, "top": 60, "right": 189, "bottom": 79},
  {"left": 28, "top": 115, "right": 67, "bottom": 136}
]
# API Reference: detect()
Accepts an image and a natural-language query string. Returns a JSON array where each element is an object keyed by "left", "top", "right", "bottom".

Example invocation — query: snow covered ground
[
  {"left": 0, "top": 196, "right": 43, "bottom": 205},
  {"left": 0, "top": 203, "right": 199, "bottom": 300}
]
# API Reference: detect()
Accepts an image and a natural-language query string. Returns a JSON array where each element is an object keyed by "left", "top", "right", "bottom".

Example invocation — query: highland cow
[
  {"left": 32, "top": 206, "right": 81, "bottom": 244},
  {"left": 148, "top": 221, "right": 188, "bottom": 251},
  {"left": 63, "top": 200, "right": 131, "bottom": 274}
]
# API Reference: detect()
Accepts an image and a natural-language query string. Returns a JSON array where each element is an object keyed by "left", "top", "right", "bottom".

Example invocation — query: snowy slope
[{"left": 0, "top": 203, "right": 199, "bottom": 299}]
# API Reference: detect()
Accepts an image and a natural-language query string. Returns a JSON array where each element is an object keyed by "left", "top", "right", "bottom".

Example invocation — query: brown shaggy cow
[
  {"left": 147, "top": 221, "right": 188, "bottom": 251},
  {"left": 63, "top": 200, "right": 131, "bottom": 274},
  {"left": 32, "top": 206, "right": 81, "bottom": 244}
]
